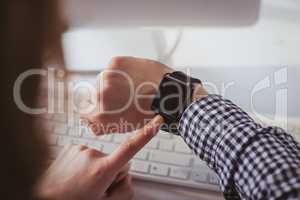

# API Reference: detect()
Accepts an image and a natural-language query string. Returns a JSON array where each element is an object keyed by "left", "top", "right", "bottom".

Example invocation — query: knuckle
[
  {"left": 96, "top": 71, "right": 109, "bottom": 87},
  {"left": 97, "top": 86, "right": 112, "bottom": 104},
  {"left": 101, "top": 157, "right": 110, "bottom": 171},
  {"left": 97, "top": 71, "right": 119, "bottom": 89},
  {"left": 84, "top": 148, "right": 100, "bottom": 158},
  {"left": 87, "top": 115, "right": 113, "bottom": 135},
  {"left": 88, "top": 120, "right": 102, "bottom": 135},
  {"left": 90, "top": 164, "right": 103, "bottom": 178},
  {"left": 109, "top": 56, "right": 127, "bottom": 68},
  {"left": 92, "top": 157, "right": 109, "bottom": 177},
  {"left": 94, "top": 113, "right": 105, "bottom": 122},
  {"left": 101, "top": 70, "right": 115, "bottom": 81},
  {"left": 121, "top": 140, "right": 137, "bottom": 155},
  {"left": 78, "top": 144, "right": 87, "bottom": 151}
]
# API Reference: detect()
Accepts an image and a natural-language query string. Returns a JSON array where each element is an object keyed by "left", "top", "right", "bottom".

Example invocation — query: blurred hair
[{"left": 0, "top": 0, "right": 63, "bottom": 199}]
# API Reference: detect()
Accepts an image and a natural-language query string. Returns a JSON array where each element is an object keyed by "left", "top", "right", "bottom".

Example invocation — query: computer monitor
[{"left": 64, "top": 0, "right": 260, "bottom": 27}]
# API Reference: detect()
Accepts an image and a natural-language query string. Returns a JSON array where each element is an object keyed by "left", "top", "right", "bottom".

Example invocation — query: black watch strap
[{"left": 151, "top": 71, "right": 202, "bottom": 134}]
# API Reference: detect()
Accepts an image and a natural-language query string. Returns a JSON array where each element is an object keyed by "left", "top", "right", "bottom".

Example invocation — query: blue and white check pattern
[{"left": 178, "top": 95, "right": 300, "bottom": 200}]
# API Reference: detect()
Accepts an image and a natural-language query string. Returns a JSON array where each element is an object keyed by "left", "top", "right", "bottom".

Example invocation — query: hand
[
  {"left": 103, "top": 175, "right": 133, "bottom": 200},
  {"left": 83, "top": 56, "right": 174, "bottom": 135},
  {"left": 36, "top": 115, "right": 164, "bottom": 200}
]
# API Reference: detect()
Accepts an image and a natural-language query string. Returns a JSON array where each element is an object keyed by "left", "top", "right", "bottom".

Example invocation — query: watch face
[
  {"left": 157, "top": 74, "right": 190, "bottom": 120},
  {"left": 151, "top": 71, "right": 200, "bottom": 134},
  {"left": 159, "top": 76, "right": 187, "bottom": 119}
]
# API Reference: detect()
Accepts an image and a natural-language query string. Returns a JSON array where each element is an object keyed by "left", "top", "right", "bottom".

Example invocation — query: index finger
[{"left": 107, "top": 115, "right": 164, "bottom": 171}]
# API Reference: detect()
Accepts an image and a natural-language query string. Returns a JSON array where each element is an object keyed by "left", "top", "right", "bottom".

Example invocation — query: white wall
[{"left": 165, "top": 0, "right": 300, "bottom": 67}]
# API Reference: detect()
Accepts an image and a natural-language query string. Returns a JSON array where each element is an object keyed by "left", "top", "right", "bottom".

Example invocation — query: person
[
  {"left": 84, "top": 56, "right": 300, "bottom": 200},
  {"left": 1, "top": 1, "right": 164, "bottom": 200},
  {"left": 2, "top": 1, "right": 299, "bottom": 200}
]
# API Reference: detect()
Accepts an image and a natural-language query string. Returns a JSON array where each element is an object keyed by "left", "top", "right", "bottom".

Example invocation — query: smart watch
[{"left": 151, "top": 71, "right": 202, "bottom": 135}]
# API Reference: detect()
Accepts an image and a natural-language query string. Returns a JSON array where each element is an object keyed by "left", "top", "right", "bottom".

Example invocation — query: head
[{"left": 1, "top": 0, "right": 63, "bottom": 199}]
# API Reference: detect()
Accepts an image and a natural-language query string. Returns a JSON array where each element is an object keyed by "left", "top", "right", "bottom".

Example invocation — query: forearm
[{"left": 178, "top": 94, "right": 300, "bottom": 199}]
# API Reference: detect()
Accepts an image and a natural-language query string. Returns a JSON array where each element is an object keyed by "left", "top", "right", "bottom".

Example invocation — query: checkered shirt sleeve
[{"left": 178, "top": 95, "right": 300, "bottom": 200}]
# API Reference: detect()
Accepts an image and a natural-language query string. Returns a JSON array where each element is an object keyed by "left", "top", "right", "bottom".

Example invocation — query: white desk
[{"left": 133, "top": 179, "right": 224, "bottom": 200}]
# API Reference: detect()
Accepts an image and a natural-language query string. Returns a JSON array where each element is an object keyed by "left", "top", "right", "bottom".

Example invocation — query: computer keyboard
[
  {"left": 38, "top": 111, "right": 300, "bottom": 192},
  {"left": 38, "top": 113, "right": 221, "bottom": 191}
]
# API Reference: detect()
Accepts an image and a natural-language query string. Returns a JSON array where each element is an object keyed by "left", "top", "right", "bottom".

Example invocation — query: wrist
[
  {"left": 153, "top": 66, "right": 175, "bottom": 86},
  {"left": 192, "top": 83, "right": 208, "bottom": 102}
]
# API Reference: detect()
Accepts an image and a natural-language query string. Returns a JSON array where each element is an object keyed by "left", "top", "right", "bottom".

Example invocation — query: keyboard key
[
  {"left": 134, "top": 150, "right": 148, "bottom": 160},
  {"left": 145, "top": 138, "right": 159, "bottom": 149},
  {"left": 170, "top": 167, "right": 189, "bottom": 180},
  {"left": 82, "top": 128, "right": 95, "bottom": 139},
  {"left": 76, "top": 126, "right": 84, "bottom": 137},
  {"left": 174, "top": 140, "right": 192, "bottom": 154},
  {"left": 70, "top": 113, "right": 81, "bottom": 123},
  {"left": 150, "top": 163, "right": 169, "bottom": 176},
  {"left": 72, "top": 138, "right": 87, "bottom": 145},
  {"left": 98, "top": 134, "right": 113, "bottom": 142},
  {"left": 159, "top": 139, "right": 174, "bottom": 151},
  {"left": 113, "top": 134, "right": 129, "bottom": 143},
  {"left": 102, "top": 143, "right": 118, "bottom": 154},
  {"left": 57, "top": 136, "right": 72, "bottom": 146},
  {"left": 68, "top": 126, "right": 81, "bottom": 137},
  {"left": 191, "top": 169, "right": 210, "bottom": 183},
  {"left": 88, "top": 142, "right": 102, "bottom": 151},
  {"left": 149, "top": 152, "right": 192, "bottom": 167},
  {"left": 79, "top": 125, "right": 90, "bottom": 136},
  {"left": 209, "top": 173, "right": 219, "bottom": 185},
  {"left": 53, "top": 114, "right": 67, "bottom": 122},
  {"left": 194, "top": 160, "right": 211, "bottom": 171},
  {"left": 54, "top": 123, "right": 68, "bottom": 135},
  {"left": 131, "top": 160, "right": 150, "bottom": 173},
  {"left": 157, "top": 131, "right": 173, "bottom": 139}
]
